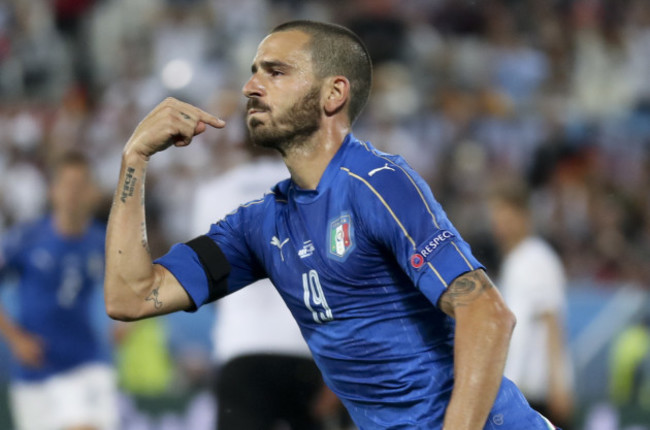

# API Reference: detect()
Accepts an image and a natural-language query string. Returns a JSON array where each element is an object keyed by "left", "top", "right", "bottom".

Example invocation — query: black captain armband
[{"left": 185, "top": 235, "right": 231, "bottom": 302}]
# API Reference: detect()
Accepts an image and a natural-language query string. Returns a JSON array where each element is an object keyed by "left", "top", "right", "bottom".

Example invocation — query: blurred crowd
[{"left": 0, "top": 0, "right": 649, "bottom": 288}]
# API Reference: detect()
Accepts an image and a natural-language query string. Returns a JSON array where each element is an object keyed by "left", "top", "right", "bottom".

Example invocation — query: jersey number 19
[{"left": 302, "top": 270, "right": 333, "bottom": 324}]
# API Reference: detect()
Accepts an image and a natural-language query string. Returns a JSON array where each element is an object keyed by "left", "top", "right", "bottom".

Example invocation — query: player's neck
[
  {"left": 53, "top": 211, "right": 90, "bottom": 237},
  {"left": 283, "top": 123, "right": 349, "bottom": 190},
  {"left": 503, "top": 229, "right": 530, "bottom": 254}
]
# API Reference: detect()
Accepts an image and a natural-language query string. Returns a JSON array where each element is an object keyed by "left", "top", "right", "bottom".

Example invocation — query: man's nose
[{"left": 242, "top": 75, "right": 263, "bottom": 99}]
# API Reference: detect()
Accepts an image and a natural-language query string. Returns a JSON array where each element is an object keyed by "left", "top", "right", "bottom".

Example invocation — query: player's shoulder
[
  {"left": 340, "top": 137, "right": 429, "bottom": 200},
  {"left": 517, "top": 237, "right": 561, "bottom": 263},
  {"left": 508, "top": 236, "right": 566, "bottom": 279},
  {"left": 221, "top": 178, "right": 289, "bottom": 222},
  {"left": 0, "top": 218, "right": 51, "bottom": 267},
  {"left": 4, "top": 217, "right": 49, "bottom": 244}
]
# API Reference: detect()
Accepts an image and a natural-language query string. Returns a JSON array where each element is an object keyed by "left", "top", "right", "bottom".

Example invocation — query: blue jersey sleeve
[
  {"left": 349, "top": 155, "right": 484, "bottom": 307},
  {"left": 154, "top": 203, "right": 267, "bottom": 311}
]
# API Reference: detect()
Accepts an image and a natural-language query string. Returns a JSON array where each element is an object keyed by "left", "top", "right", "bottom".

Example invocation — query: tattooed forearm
[
  {"left": 145, "top": 269, "right": 165, "bottom": 310},
  {"left": 140, "top": 221, "right": 150, "bottom": 254},
  {"left": 140, "top": 168, "right": 145, "bottom": 206},
  {"left": 438, "top": 270, "right": 494, "bottom": 317},
  {"left": 145, "top": 286, "right": 163, "bottom": 309},
  {"left": 120, "top": 166, "right": 138, "bottom": 203}
]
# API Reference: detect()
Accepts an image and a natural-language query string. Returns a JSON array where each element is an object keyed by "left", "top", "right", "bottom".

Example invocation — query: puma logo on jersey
[
  {"left": 368, "top": 163, "right": 396, "bottom": 177},
  {"left": 270, "top": 236, "right": 290, "bottom": 261}
]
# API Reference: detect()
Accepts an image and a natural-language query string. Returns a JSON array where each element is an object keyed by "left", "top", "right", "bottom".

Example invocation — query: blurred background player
[
  {"left": 488, "top": 180, "right": 575, "bottom": 429},
  {"left": 0, "top": 151, "right": 118, "bottom": 430},
  {"left": 609, "top": 304, "right": 650, "bottom": 412},
  {"left": 192, "top": 142, "right": 348, "bottom": 430}
]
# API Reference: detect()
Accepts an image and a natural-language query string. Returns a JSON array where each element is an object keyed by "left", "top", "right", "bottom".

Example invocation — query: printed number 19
[{"left": 302, "top": 270, "right": 333, "bottom": 324}]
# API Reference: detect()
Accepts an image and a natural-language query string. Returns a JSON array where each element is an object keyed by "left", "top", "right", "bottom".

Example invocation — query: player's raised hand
[{"left": 124, "top": 97, "right": 226, "bottom": 161}]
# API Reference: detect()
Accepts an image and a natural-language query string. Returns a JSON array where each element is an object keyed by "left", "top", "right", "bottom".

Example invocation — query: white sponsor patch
[{"left": 298, "top": 240, "right": 315, "bottom": 259}]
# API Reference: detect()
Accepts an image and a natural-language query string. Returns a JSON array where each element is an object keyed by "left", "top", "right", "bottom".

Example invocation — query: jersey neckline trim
[{"left": 290, "top": 133, "right": 356, "bottom": 204}]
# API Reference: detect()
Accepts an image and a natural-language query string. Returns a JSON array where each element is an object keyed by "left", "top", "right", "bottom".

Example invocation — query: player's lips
[{"left": 246, "top": 99, "right": 271, "bottom": 116}]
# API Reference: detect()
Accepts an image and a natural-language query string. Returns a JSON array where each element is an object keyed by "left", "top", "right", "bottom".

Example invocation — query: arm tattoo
[
  {"left": 180, "top": 112, "right": 191, "bottom": 121},
  {"left": 439, "top": 270, "right": 493, "bottom": 317},
  {"left": 140, "top": 221, "right": 150, "bottom": 254},
  {"left": 146, "top": 285, "right": 163, "bottom": 309},
  {"left": 146, "top": 269, "right": 165, "bottom": 310},
  {"left": 120, "top": 166, "right": 138, "bottom": 203},
  {"left": 140, "top": 168, "right": 146, "bottom": 206}
]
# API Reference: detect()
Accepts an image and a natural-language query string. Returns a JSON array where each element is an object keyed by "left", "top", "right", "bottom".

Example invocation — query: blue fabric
[
  {"left": 0, "top": 216, "right": 107, "bottom": 381},
  {"left": 156, "top": 134, "right": 548, "bottom": 429}
]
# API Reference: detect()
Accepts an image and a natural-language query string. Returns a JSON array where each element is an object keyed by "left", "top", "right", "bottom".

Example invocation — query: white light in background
[{"left": 161, "top": 59, "right": 194, "bottom": 90}]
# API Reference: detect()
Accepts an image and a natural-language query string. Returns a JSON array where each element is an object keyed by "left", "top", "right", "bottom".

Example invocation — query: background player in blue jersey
[
  {"left": 104, "top": 20, "right": 559, "bottom": 430},
  {"left": 0, "top": 152, "right": 118, "bottom": 430}
]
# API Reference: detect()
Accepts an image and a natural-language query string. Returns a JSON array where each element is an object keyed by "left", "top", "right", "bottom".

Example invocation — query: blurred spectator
[
  {"left": 483, "top": 2, "right": 550, "bottom": 112},
  {"left": 609, "top": 307, "right": 650, "bottom": 410},
  {"left": 113, "top": 319, "right": 173, "bottom": 397},
  {"left": 52, "top": 0, "right": 98, "bottom": 93},
  {"left": 0, "top": 144, "right": 47, "bottom": 228},
  {"left": 569, "top": 0, "right": 639, "bottom": 120},
  {"left": 9, "top": 1, "right": 71, "bottom": 100},
  {"left": 341, "top": 0, "right": 408, "bottom": 65}
]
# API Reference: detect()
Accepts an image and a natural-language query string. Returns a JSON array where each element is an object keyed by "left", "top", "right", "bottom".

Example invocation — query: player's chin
[
  {"left": 248, "top": 123, "right": 271, "bottom": 143},
  {"left": 247, "top": 121, "right": 271, "bottom": 139},
  {"left": 248, "top": 116, "right": 265, "bottom": 128}
]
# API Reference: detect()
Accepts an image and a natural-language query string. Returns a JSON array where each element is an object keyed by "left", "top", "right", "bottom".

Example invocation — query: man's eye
[{"left": 271, "top": 70, "right": 283, "bottom": 77}]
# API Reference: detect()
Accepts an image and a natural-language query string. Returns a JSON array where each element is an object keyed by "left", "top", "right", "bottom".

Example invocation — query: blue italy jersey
[
  {"left": 0, "top": 216, "right": 107, "bottom": 381},
  {"left": 156, "top": 134, "right": 555, "bottom": 429}
]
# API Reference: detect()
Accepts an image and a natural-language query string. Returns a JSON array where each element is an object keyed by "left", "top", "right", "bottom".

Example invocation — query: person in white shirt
[
  {"left": 191, "top": 146, "right": 345, "bottom": 430},
  {"left": 488, "top": 180, "right": 575, "bottom": 429}
]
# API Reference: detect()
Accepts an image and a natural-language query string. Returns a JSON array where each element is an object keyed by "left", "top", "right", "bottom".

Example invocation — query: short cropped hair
[
  {"left": 272, "top": 20, "right": 372, "bottom": 124},
  {"left": 489, "top": 180, "right": 531, "bottom": 213}
]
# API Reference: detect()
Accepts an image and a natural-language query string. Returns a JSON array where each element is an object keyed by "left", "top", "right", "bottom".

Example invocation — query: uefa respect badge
[{"left": 410, "top": 230, "right": 455, "bottom": 269}]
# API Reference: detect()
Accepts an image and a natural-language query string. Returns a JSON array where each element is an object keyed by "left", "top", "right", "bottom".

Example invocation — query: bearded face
[{"left": 246, "top": 85, "right": 322, "bottom": 153}]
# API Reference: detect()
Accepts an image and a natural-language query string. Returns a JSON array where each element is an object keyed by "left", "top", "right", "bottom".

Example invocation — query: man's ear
[{"left": 323, "top": 76, "right": 350, "bottom": 117}]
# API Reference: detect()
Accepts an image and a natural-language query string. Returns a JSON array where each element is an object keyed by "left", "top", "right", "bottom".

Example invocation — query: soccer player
[
  {"left": 0, "top": 151, "right": 118, "bottom": 430},
  {"left": 104, "top": 20, "right": 560, "bottom": 429},
  {"left": 488, "top": 181, "right": 575, "bottom": 429}
]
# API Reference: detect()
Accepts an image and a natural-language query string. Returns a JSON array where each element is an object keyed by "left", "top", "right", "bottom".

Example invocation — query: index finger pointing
[{"left": 192, "top": 107, "right": 226, "bottom": 129}]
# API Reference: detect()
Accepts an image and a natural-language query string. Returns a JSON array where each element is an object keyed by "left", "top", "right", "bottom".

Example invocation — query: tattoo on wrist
[
  {"left": 120, "top": 167, "right": 138, "bottom": 203},
  {"left": 146, "top": 286, "right": 163, "bottom": 309}
]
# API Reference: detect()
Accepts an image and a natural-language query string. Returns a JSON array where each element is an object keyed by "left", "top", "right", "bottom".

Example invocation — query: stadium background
[{"left": 0, "top": 0, "right": 649, "bottom": 428}]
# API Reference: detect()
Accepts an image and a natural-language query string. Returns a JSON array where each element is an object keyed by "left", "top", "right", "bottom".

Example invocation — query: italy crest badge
[{"left": 328, "top": 213, "right": 355, "bottom": 261}]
